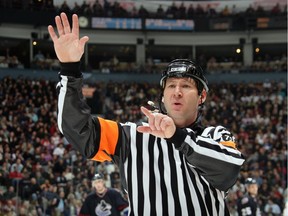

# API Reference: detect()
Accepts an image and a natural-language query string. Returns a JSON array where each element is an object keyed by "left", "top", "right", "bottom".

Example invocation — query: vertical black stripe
[
  {"left": 148, "top": 136, "right": 156, "bottom": 216},
  {"left": 199, "top": 176, "right": 213, "bottom": 216},
  {"left": 127, "top": 149, "right": 134, "bottom": 216},
  {"left": 167, "top": 142, "right": 181, "bottom": 216},
  {"left": 136, "top": 132, "right": 144, "bottom": 216},
  {"left": 208, "top": 127, "right": 216, "bottom": 138},
  {"left": 125, "top": 130, "right": 229, "bottom": 216},
  {"left": 179, "top": 155, "right": 195, "bottom": 216},
  {"left": 157, "top": 138, "right": 168, "bottom": 216},
  {"left": 209, "top": 184, "right": 220, "bottom": 214},
  {"left": 224, "top": 201, "right": 230, "bottom": 216},
  {"left": 187, "top": 168, "right": 208, "bottom": 216}
]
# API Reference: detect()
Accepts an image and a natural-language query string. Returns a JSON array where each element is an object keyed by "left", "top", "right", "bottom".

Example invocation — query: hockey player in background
[
  {"left": 79, "top": 173, "right": 128, "bottom": 216},
  {"left": 237, "top": 178, "right": 261, "bottom": 216}
]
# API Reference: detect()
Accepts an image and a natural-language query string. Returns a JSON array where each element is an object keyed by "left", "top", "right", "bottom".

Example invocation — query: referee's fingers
[
  {"left": 60, "top": 12, "right": 71, "bottom": 34},
  {"left": 140, "top": 106, "right": 156, "bottom": 130},
  {"left": 47, "top": 25, "right": 57, "bottom": 42},
  {"left": 71, "top": 14, "right": 79, "bottom": 36},
  {"left": 140, "top": 106, "right": 152, "bottom": 118},
  {"left": 136, "top": 126, "right": 152, "bottom": 134}
]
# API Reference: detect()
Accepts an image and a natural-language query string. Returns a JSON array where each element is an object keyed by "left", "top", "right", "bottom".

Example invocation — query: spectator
[
  {"left": 92, "top": 0, "right": 103, "bottom": 16},
  {"left": 52, "top": 157, "right": 67, "bottom": 176},
  {"left": 59, "top": 0, "right": 71, "bottom": 14},
  {"left": 195, "top": 4, "right": 205, "bottom": 16},
  {"left": 71, "top": 2, "right": 81, "bottom": 15},
  {"left": 178, "top": 2, "right": 187, "bottom": 19},
  {"left": 231, "top": 4, "right": 238, "bottom": 15},
  {"left": 33, "top": 50, "right": 45, "bottom": 65},
  {"left": 110, "top": 55, "right": 119, "bottom": 72},
  {"left": 222, "top": 5, "right": 230, "bottom": 16},
  {"left": 255, "top": 5, "right": 265, "bottom": 16},
  {"left": 45, "top": 0, "right": 55, "bottom": 12},
  {"left": 271, "top": 3, "right": 281, "bottom": 16},
  {"left": 187, "top": 4, "right": 195, "bottom": 18},
  {"left": 264, "top": 198, "right": 282, "bottom": 215},
  {"left": 156, "top": 5, "right": 165, "bottom": 18},
  {"left": 3, "top": 186, "right": 17, "bottom": 200},
  {"left": 2, "top": 199, "right": 16, "bottom": 214},
  {"left": 206, "top": 4, "right": 217, "bottom": 17},
  {"left": 10, "top": 158, "right": 24, "bottom": 173},
  {"left": 8, "top": 166, "right": 23, "bottom": 187},
  {"left": 52, "top": 143, "right": 65, "bottom": 157},
  {"left": 41, "top": 184, "right": 59, "bottom": 215},
  {"left": 245, "top": 4, "right": 255, "bottom": 16},
  {"left": 138, "top": 5, "right": 149, "bottom": 18},
  {"left": 25, "top": 177, "right": 41, "bottom": 201},
  {"left": 54, "top": 190, "right": 67, "bottom": 216}
]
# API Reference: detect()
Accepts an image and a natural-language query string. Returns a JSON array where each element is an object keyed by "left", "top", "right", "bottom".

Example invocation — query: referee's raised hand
[
  {"left": 48, "top": 13, "right": 89, "bottom": 63},
  {"left": 137, "top": 106, "right": 176, "bottom": 139}
]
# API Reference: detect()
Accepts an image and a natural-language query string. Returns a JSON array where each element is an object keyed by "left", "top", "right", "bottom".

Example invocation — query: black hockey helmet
[
  {"left": 160, "top": 59, "right": 209, "bottom": 94},
  {"left": 92, "top": 173, "right": 104, "bottom": 181},
  {"left": 245, "top": 178, "right": 257, "bottom": 185}
]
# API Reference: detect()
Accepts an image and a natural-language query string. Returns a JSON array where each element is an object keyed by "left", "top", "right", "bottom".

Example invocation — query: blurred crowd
[
  {"left": 58, "top": 0, "right": 286, "bottom": 19},
  {"left": 0, "top": 0, "right": 286, "bottom": 19},
  {"left": 1, "top": 50, "right": 286, "bottom": 75},
  {"left": 0, "top": 1, "right": 286, "bottom": 73},
  {"left": 0, "top": 75, "right": 287, "bottom": 215}
]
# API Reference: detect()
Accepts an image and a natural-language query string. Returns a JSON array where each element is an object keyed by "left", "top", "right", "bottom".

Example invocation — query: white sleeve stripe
[
  {"left": 197, "top": 136, "right": 240, "bottom": 154},
  {"left": 57, "top": 75, "right": 68, "bottom": 134},
  {"left": 184, "top": 137, "right": 244, "bottom": 165}
]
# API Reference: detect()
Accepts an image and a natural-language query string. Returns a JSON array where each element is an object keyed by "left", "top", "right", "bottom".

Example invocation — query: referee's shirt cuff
[
  {"left": 60, "top": 62, "right": 82, "bottom": 78},
  {"left": 166, "top": 127, "right": 187, "bottom": 148}
]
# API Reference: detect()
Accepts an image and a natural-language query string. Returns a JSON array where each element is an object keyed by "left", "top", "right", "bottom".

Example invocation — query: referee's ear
[{"left": 199, "top": 90, "right": 207, "bottom": 105}]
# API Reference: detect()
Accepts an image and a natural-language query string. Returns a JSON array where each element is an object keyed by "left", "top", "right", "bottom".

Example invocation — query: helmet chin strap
[{"left": 158, "top": 92, "right": 166, "bottom": 114}]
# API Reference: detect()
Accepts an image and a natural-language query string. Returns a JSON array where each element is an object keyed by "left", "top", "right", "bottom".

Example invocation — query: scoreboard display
[
  {"left": 90, "top": 17, "right": 195, "bottom": 31},
  {"left": 91, "top": 18, "right": 142, "bottom": 30},
  {"left": 145, "top": 19, "right": 194, "bottom": 31}
]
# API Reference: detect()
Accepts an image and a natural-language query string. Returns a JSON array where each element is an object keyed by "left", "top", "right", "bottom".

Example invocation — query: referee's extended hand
[
  {"left": 137, "top": 106, "right": 176, "bottom": 139},
  {"left": 48, "top": 13, "right": 89, "bottom": 63}
]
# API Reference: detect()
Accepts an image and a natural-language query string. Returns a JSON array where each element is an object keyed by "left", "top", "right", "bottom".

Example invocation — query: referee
[{"left": 48, "top": 13, "right": 245, "bottom": 216}]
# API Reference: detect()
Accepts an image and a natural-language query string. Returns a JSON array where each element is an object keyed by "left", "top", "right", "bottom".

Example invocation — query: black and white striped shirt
[{"left": 57, "top": 63, "right": 245, "bottom": 216}]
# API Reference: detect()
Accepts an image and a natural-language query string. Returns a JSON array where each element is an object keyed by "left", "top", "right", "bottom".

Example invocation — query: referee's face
[{"left": 163, "top": 77, "right": 203, "bottom": 127}]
